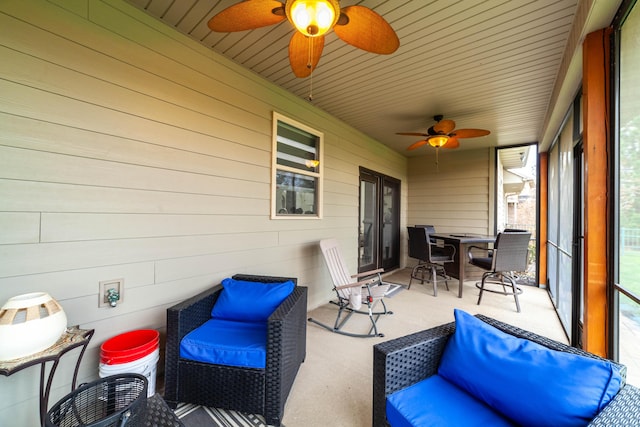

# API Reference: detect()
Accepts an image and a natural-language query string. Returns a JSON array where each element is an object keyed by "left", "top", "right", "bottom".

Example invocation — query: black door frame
[
  {"left": 572, "top": 140, "right": 584, "bottom": 348},
  {"left": 358, "top": 168, "right": 400, "bottom": 272}
]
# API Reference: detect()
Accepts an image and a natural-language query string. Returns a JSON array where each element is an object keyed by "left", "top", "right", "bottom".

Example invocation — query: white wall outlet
[{"left": 99, "top": 278, "right": 124, "bottom": 308}]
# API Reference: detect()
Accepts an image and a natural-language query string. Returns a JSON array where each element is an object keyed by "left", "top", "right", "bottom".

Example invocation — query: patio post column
[{"left": 582, "top": 27, "right": 612, "bottom": 358}]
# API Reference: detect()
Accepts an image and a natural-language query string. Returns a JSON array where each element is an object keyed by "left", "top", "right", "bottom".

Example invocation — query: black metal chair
[
  {"left": 468, "top": 231, "right": 531, "bottom": 312},
  {"left": 415, "top": 224, "right": 437, "bottom": 234},
  {"left": 407, "top": 226, "right": 456, "bottom": 296},
  {"left": 163, "top": 274, "right": 307, "bottom": 427}
]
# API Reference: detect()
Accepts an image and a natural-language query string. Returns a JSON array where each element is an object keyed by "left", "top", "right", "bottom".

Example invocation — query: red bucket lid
[{"left": 100, "top": 329, "right": 159, "bottom": 365}]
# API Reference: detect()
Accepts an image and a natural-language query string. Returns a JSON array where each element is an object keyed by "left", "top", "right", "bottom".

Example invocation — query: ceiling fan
[
  {"left": 208, "top": 0, "right": 400, "bottom": 78},
  {"left": 397, "top": 115, "right": 491, "bottom": 151}
]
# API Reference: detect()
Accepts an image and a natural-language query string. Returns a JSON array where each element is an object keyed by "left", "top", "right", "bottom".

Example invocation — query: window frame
[
  {"left": 610, "top": 0, "right": 640, "bottom": 364},
  {"left": 271, "top": 112, "right": 324, "bottom": 219}
]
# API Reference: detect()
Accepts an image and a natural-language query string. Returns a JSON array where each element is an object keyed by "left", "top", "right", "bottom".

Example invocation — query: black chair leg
[
  {"left": 409, "top": 263, "right": 427, "bottom": 290},
  {"left": 477, "top": 275, "right": 486, "bottom": 305},
  {"left": 441, "top": 266, "right": 450, "bottom": 291},
  {"left": 477, "top": 273, "right": 522, "bottom": 313},
  {"left": 509, "top": 276, "right": 521, "bottom": 313},
  {"left": 431, "top": 266, "right": 438, "bottom": 296}
]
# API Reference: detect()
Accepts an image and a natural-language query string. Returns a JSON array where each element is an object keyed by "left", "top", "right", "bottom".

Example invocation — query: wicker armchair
[
  {"left": 373, "top": 315, "right": 640, "bottom": 427},
  {"left": 164, "top": 274, "right": 307, "bottom": 426}
]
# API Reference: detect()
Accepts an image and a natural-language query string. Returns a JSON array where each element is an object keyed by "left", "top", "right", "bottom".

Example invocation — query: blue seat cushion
[
  {"left": 211, "top": 278, "right": 295, "bottom": 322},
  {"left": 180, "top": 318, "right": 267, "bottom": 368},
  {"left": 386, "top": 374, "right": 515, "bottom": 427},
  {"left": 438, "top": 309, "right": 623, "bottom": 427}
]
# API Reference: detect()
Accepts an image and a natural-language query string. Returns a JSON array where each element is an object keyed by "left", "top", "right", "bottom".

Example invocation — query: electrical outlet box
[{"left": 99, "top": 279, "right": 124, "bottom": 307}]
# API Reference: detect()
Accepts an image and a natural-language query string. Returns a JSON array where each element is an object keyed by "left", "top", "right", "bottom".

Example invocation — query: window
[
  {"left": 271, "top": 112, "right": 323, "bottom": 218},
  {"left": 613, "top": 0, "right": 640, "bottom": 386}
]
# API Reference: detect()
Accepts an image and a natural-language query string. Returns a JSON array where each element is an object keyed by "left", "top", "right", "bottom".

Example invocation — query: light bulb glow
[
  {"left": 288, "top": 0, "right": 338, "bottom": 37},
  {"left": 429, "top": 136, "right": 449, "bottom": 148}
]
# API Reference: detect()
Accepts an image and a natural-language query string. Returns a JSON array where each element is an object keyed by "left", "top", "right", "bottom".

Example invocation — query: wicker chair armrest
[
  {"left": 168, "top": 285, "right": 223, "bottom": 342},
  {"left": 372, "top": 322, "right": 455, "bottom": 427},
  {"left": 266, "top": 285, "right": 308, "bottom": 364},
  {"left": 588, "top": 384, "right": 640, "bottom": 426},
  {"left": 266, "top": 285, "right": 308, "bottom": 425},
  {"left": 164, "top": 284, "right": 223, "bottom": 406}
]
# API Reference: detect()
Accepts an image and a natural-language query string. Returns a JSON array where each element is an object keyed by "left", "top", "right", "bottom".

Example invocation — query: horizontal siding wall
[
  {"left": 0, "top": 0, "right": 407, "bottom": 424},
  {"left": 407, "top": 148, "right": 492, "bottom": 234}
]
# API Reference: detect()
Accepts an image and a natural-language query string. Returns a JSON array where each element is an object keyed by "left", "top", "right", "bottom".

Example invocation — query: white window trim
[{"left": 271, "top": 112, "right": 323, "bottom": 219}]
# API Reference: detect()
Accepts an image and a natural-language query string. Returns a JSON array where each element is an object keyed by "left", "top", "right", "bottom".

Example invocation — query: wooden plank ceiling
[{"left": 125, "top": 0, "right": 579, "bottom": 156}]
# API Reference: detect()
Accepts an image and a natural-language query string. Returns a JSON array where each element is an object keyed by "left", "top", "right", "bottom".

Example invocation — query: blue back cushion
[
  {"left": 211, "top": 278, "right": 295, "bottom": 322},
  {"left": 438, "top": 309, "right": 622, "bottom": 427}
]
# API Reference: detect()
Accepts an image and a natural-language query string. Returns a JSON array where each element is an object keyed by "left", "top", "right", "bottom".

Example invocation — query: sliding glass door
[
  {"left": 546, "top": 105, "right": 578, "bottom": 338},
  {"left": 359, "top": 168, "right": 400, "bottom": 272}
]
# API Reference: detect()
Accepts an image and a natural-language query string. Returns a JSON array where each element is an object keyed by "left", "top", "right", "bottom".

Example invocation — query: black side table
[
  {"left": 144, "top": 394, "right": 185, "bottom": 427},
  {"left": 0, "top": 326, "right": 94, "bottom": 427}
]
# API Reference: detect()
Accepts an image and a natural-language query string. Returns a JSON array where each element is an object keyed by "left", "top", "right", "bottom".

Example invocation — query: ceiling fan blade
[
  {"left": 443, "top": 137, "right": 460, "bottom": 149},
  {"left": 208, "top": 0, "right": 286, "bottom": 32},
  {"left": 333, "top": 6, "right": 399, "bottom": 54},
  {"left": 289, "top": 32, "right": 325, "bottom": 78},
  {"left": 407, "top": 140, "right": 429, "bottom": 151},
  {"left": 452, "top": 128, "right": 491, "bottom": 138},
  {"left": 397, "top": 132, "right": 429, "bottom": 137},
  {"left": 432, "top": 119, "right": 455, "bottom": 134}
]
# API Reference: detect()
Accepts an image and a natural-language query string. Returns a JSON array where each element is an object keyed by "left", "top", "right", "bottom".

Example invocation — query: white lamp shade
[{"left": 0, "top": 292, "right": 67, "bottom": 361}]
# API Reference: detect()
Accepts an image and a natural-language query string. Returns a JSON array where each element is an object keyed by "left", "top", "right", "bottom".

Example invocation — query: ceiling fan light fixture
[
  {"left": 429, "top": 135, "right": 449, "bottom": 148},
  {"left": 287, "top": 0, "right": 339, "bottom": 37}
]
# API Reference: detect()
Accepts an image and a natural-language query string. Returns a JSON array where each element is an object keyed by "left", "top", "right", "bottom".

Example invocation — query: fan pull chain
[
  {"left": 307, "top": 36, "right": 314, "bottom": 101},
  {"left": 435, "top": 148, "right": 440, "bottom": 172}
]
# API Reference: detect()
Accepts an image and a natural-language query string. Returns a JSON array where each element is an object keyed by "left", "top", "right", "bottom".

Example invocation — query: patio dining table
[{"left": 430, "top": 233, "right": 496, "bottom": 298}]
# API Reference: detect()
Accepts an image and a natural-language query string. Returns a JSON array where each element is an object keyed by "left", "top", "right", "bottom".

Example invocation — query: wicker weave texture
[
  {"left": 491, "top": 231, "right": 530, "bottom": 272},
  {"left": 589, "top": 385, "right": 640, "bottom": 426},
  {"left": 164, "top": 274, "right": 307, "bottom": 427},
  {"left": 372, "top": 315, "right": 640, "bottom": 427}
]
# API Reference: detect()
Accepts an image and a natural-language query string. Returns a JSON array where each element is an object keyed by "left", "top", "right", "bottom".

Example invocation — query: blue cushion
[
  {"left": 211, "top": 278, "right": 295, "bottom": 322},
  {"left": 386, "top": 374, "right": 515, "bottom": 427},
  {"left": 438, "top": 309, "right": 623, "bottom": 427},
  {"left": 180, "top": 318, "right": 267, "bottom": 368}
]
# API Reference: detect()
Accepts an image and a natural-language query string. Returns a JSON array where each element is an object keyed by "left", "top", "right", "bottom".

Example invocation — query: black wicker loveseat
[
  {"left": 373, "top": 312, "right": 640, "bottom": 426},
  {"left": 164, "top": 274, "right": 307, "bottom": 426}
]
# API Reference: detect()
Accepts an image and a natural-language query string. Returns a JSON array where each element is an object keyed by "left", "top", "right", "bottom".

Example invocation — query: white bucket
[{"left": 99, "top": 347, "right": 159, "bottom": 397}]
